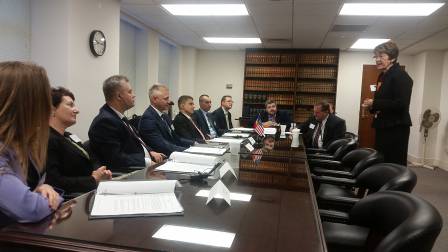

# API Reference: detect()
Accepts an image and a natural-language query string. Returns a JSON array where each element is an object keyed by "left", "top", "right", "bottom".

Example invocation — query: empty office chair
[
  {"left": 311, "top": 148, "right": 383, "bottom": 179},
  {"left": 306, "top": 138, "right": 349, "bottom": 158},
  {"left": 323, "top": 191, "right": 443, "bottom": 252},
  {"left": 307, "top": 138, "right": 358, "bottom": 163},
  {"left": 317, "top": 163, "right": 417, "bottom": 213}
]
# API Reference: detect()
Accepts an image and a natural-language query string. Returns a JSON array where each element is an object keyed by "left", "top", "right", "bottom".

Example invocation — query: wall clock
[{"left": 89, "top": 30, "right": 106, "bottom": 57}]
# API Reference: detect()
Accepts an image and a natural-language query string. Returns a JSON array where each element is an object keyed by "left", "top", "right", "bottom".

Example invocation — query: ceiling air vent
[{"left": 331, "top": 25, "right": 368, "bottom": 32}]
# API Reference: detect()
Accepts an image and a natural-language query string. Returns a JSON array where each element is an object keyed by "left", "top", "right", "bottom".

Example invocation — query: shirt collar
[
  {"left": 222, "top": 107, "right": 228, "bottom": 114},
  {"left": 181, "top": 112, "right": 192, "bottom": 120},
  {"left": 108, "top": 105, "right": 125, "bottom": 119},
  {"left": 151, "top": 105, "right": 164, "bottom": 117}
]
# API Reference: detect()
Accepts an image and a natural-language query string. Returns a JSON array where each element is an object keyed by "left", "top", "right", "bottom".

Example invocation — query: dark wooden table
[{"left": 0, "top": 137, "right": 326, "bottom": 252}]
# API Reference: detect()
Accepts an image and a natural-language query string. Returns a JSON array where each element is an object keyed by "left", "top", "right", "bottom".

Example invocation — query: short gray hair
[
  {"left": 148, "top": 84, "right": 168, "bottom": 99},
  {"left": 103, "top": 75, "right": 128, "bottom": 101},
  {"left": 374, "top": 40, "right": 399, "bottom": 62}
]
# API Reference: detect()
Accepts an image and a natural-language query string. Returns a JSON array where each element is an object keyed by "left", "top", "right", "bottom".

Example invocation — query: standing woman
[
  {"left": 45, "top": 87, "right": 112, "bottom": 194},
  {"left": 0, "top": 61, "right": 62, "bottom": 224},
  {"left": 363, "top": 41, "right": 413, "bottom": 165}
]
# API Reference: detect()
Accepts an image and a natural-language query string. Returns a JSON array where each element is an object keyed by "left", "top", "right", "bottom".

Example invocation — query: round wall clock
[{"left": 89, "top": 30, "right": 106, "bottom": 57}]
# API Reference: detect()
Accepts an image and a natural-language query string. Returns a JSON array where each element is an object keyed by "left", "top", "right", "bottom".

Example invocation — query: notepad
[
  {"left": 155, "top": 152, "right": 222, "bottom": 173},
  {"left": 184, "top": 146, "right": 227, "bottom": 155},
  {"left": 223, "top": 132, "right": 250, "bottom": 138},
  {"left": 90, "top": 180, "right": 183, "bottom": 218},
  {"left": 230, "top": 127, "right": 254, "bottom": 132}
]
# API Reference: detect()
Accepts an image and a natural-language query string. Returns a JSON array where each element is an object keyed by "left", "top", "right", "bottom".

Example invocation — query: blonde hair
[{"left": 0, "top": 61, "right": 51, "bottom": 178}]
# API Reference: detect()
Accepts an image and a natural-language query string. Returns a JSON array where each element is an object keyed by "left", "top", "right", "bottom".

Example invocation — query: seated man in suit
[
  {"left": 251, "top": 100, "right": 292, "bottom": 131},
  {"left": 212, "top": 95, "right": 234, "bottom": 136},
  {"left": 139, "top": 84, "right": 194, "bottom": 156},
  {"left": 193, "top": 94, "right": 218, "bottom": 139},
  {"left": 300, "top": 101, "right": 346, "bottom": 149},
  {"left": 173, "top": 95, "right": 207, "bottom": 143},
  {"left": 88, "top": 75, "right": 164, "bottom": 172}
]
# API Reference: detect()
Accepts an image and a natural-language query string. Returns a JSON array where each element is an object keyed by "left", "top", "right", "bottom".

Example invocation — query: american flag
[{"left": 253, "top": 114, "right": 265, "bottom": 137}]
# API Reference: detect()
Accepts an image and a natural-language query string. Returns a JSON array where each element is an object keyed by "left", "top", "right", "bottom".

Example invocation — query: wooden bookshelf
[{"left": 243, "top": 49, "right": 339, "bottom": 124}]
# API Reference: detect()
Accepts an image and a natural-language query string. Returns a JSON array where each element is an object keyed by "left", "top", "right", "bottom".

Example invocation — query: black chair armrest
[
  {"left": 308, "top": 159, "right": 341, "bottom": 169},
  {"left": 312, "top": 175, "right": 356, "bottom": 187},
  {"left": 318, "top": 195, "right": 360, "bottom": 212},
  {"left": 307, "top": 153, "right": 334, "bottom": 160},
  {"left": 319, "top": 209, "right": 350, "bottom": 224},
  {"left": 312, "top": 168, "right": 354, "bottom": 178},
  {"left": 306, "top": 148, "right": 328, "bottom": 154}
]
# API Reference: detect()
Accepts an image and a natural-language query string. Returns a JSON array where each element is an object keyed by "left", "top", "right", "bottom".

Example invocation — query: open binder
[
  {"left": 155, "top": 152, "right": 222, "bottom": 174},
  {"left": 90, "top": 180, "right": 183, "bottom": 219}
]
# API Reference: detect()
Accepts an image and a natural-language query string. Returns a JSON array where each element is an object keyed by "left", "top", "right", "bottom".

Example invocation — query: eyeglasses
[{"left": 373, "top": 54, "right": 389, "bottom": 60}]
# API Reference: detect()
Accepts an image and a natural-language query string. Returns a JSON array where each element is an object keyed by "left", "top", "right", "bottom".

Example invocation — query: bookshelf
[{"left": 243, "top": 49, "right": 339, "bottom": 125}]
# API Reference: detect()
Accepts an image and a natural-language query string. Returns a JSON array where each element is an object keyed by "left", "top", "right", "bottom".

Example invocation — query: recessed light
[
  {"left": 161, "top": 4, "right": 249, "bottom": 16},
  {"left": 351, "top": 38, "right": 390, "bottom": 49},
  {"left": 204, "top": 37, "right": 262, "bottom": 44},
  {"left": 339, "top": 3, "right": 445, "bottom": 16}
]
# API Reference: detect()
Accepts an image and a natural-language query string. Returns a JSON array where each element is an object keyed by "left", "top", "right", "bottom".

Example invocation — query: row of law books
[
  {"left": 297, "top": 54, "right": 338, "bottom": 65},
  {"left": 296, "top": 95, "right": 335, "bottom": 106},
  {"left": 245, "top": 54, "right": 296, "bottom": 64},
  {"left": 267, "top": 94, "right": 294, "bottom": 105},
  {"left": 239, "top": 170, "right": 307, "bottom": 190},
  {"left": 296, "top": 82, "right": 337, "bottom": 93},
  {"left": 298, "top": 67, "right": 338, "bottom": 79},
  {"left": 245, "top": 66, "right": 296, "bottom": 78},
  {"left": 244, "top": 79, "right": 295, "bottom": 92}
]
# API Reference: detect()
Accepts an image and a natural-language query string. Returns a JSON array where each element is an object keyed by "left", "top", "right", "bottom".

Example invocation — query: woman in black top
[
  {"left": 45, "top": 87, "right": 112, "bottom": 193},
  {"left": 363, "top": 41, "right": 413, "bottom": 165}
]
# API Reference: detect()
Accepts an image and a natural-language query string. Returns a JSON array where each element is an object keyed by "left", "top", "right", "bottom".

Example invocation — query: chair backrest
[
  {"left": 340, "top": 148, "right": 374, "bottom": 168},
  {"left": 349, "top": 149, "right": 384, "bottom": 177},
  {"left": 349, "top": 191, "right": 442, "bottom": 252},
  {"left": 357, "top": 163, "right": 417, "bottom": 193},
  {"left": 325, "top": 138, "right": 350, "bottom": 154},
  {"left": 332, "top": 139, "right": 358, "bottom": 161},
  {"left": 344, "top": 132, "right": 358, "bottom": 142}
]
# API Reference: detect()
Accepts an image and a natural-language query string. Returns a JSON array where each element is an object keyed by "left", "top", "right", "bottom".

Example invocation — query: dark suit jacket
[
  {"left": 250, "top": 110, "right": 292, "bottom": 131},
  {"left": 173, "top": 112, "right": 207, "bottom": 143},
  {"left": 300, "top": 114, "right": 346, "bottom": 148},
  {"left": 193, "top": 109, "right": 218, "bottom": 137},
  {"left": 371, "top": 63, "right": 413, "bottom": 129},
  {"left": 212, "top": 107, "right": 233, "bottom": 136},
  {"left": 139, "top": 106, "right": 193, "bottom": 156},
  {"left": 88, "top": 104, "right": 146, "bottom": 171},
  {"left": 45, "top": 127, "right": 96, "bottom": 193}
]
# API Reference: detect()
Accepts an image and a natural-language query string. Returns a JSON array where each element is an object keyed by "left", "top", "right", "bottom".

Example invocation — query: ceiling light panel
[
  {"left": 340, "top": 3, "right": 445, "bottom": 16},
  {"left": 351, "top": 38, "right": 390, "bottom": 49},
  {"left": 161, "top": 4, "right": 249, "bottom": 16},
  {"left": 204, "top": 37, "right": 262, "bottom": 44}
]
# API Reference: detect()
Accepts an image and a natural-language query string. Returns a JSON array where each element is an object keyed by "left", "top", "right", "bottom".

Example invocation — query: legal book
[
  {"left": 155, "top": 152, "right": 222, "bottom": 173},
  {"left": 90, "top": 180, "right": 183, "bottom": 219}
]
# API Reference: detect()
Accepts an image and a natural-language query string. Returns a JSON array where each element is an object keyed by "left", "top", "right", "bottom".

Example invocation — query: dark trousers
[{"left": 375, "top": 126, "right": 410, "bottom": 166}]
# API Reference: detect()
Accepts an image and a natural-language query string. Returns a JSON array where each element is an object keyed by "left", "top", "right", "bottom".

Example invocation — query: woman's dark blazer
[
  {"left": 45, "top": 127, "right": 96, "bottom": 193},
  {"left": 371, "top": 63, "right": 413, "bottom": 129}
]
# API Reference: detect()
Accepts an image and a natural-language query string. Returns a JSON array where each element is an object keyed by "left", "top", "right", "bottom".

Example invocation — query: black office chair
[
  {"left": 311, "top": 148, "right": 383, "bottom": 179},
  {"left": 306, "top": 138, "right": 349, "bottom": 158},
  {"left": 344, "top": 132, "right": 358, "bottom": 142},
  {"left": 307, "top": 138, "right": 358, "bottom": 163},
  {"left": 317, "top": 163, "right": 417, "bottom": 214},
  {"left": 323, "top": 191, "right": 443, "bottom": 252}
]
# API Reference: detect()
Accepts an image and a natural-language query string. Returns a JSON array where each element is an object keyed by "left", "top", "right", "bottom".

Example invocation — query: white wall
[
  {"left": 435, "top": 51, "right": 448, "bottom": 169},
  {"left": 31, "top": 0, "right": 120, "bottom": 140},
  {"left": 194, "top": 50, "right": 245, "bottom": 125},
  {"left": 120, "top": 20, "right": 137, "bottom": 92},
  {"left": 0, "top": 0, "right": 30, "bottom": 61}
]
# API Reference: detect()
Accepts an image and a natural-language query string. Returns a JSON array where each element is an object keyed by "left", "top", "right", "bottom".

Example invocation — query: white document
[
  {"left": 207, "top": 180, "right": 231, "bottom": 205},
  {"left": 210, "top": 137, "right": 245, "bottom": 144},
  {"left": 223, "top": 132, "right": 250, "bottom": 138},
  {"left": 219, "top": 162, "right": 237, "bottom": 179},
  {"left": 184, "top": 146, "right": 227, "bottom": 155},
  {"left": 91, "top": 180, "right": 183, "bottom": 218},
  {"left": 230, "top": 127, "right": 254, "bottom": 132},
  {"left": 155, "top": 152, "right": 221, "bottom": 173},
  {"left": 248, "top": 137, "right": 256, "bottom": 145},
  {"left": 264, "top": 127, "right": 277, "bottom": 135},
  {"left": 244, "top": 143, "right": 255, "bottom": 152}
]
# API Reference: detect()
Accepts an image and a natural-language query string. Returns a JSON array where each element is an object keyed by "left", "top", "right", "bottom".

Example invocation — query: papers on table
[
  {"left": 155, "top": 152, "right": 222, "bottom": 174},
  {"left": 230, "top": 127, "right": 254, "bottom": 133},
  {"left": 209, "top": 137, "right": 245, "bottom": 144},
  {"left": 90, "top": 180, "right": 183, "bottom": 218},
  {"left": 184, "top": 146, "right": 227, "bottom": 155},
  {"left": 223, "top": 132, "right": 250, "bottom": 138},
  {"left": 264, "top": 127, "right": 277, "bottom": 135}
]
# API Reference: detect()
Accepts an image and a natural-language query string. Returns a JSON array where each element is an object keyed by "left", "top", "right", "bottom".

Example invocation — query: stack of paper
[
  {"left": 230, "top": 127, "right": 254, "bottom": 132},
  {"left": 184, "top": 146, "right": 227, "bottom": 155},
  {"left": 223, "top": 132, "right": 250, "bottom": 138},
  {"left": 156, "top": 152, "right": 222, "bottom": 173},
  {"left": 209, "top": 137, "right": 245, "bottom": 144},
  {"left": 90, "top": 180, "right": 183, "bottom": 218}
]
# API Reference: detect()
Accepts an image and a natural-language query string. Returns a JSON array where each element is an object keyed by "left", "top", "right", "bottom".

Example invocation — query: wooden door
[{"left": 358, "top": 65, "right": 380, "bottom": 148}]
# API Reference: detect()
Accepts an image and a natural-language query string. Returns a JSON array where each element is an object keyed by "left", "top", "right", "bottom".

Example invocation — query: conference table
[{"left": 0, "top": 135, "right": 327, "bottom": 252}]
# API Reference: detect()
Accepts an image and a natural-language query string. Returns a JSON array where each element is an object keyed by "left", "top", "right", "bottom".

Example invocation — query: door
[{"left": 358, "top": 65, "right": 380, "bottom": 148}]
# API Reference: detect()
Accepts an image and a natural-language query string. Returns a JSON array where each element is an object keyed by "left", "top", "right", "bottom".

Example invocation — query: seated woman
[
  {"left": 45, "top": 87, "right": 111, "bottom": 194},
  {"left": 0, "top": 61, "right": 62, "bottom": 225}
]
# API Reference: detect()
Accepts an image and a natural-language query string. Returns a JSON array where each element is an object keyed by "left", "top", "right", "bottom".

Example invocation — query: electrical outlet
[{"left": 226, "top": 83, "right": 233, "bottom": 89}]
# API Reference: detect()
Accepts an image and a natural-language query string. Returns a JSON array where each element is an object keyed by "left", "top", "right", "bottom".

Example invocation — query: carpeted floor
[{"left": 410, "top": 166, "right": 448, "bottom": 252}]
